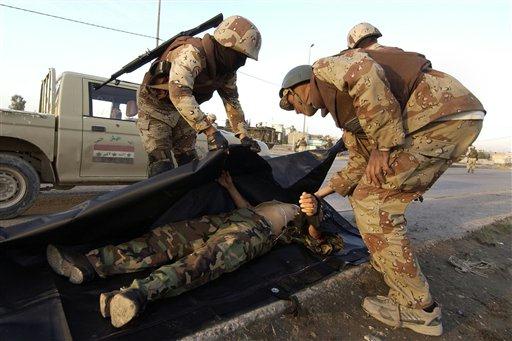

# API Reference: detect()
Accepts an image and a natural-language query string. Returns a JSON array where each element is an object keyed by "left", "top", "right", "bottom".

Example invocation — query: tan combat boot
[
  {"left": 99, "top": 288, "right": 147, "bottom": 328},
  {"left": 362, "top": 296, "right": 443, "bottom": 336}
]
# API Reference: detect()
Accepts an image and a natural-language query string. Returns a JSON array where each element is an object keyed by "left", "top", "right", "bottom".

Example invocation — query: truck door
[{"left": 80, "top": 80, "right": 147, "bottom": 179}]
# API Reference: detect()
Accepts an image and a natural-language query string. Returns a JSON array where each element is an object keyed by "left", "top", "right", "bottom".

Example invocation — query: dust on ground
[
  {"left": 225, "top": 218, "right": 512, "bottom": 341},
  {"left": 25, "top": 193, "right": 100, "bottom": 215}
]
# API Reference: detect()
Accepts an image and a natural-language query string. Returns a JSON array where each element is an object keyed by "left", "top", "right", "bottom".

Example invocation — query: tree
[
  {"left": 9, "top": 95, "right": 26, "bottom": 111},
  {"left": 477, "top": 150, "right": 491, "bottom": 160}
]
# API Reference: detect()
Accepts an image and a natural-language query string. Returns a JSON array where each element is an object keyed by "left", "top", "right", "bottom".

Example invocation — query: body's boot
[{"left": 46, "top": 245, "right": 96, "bottom": 284}]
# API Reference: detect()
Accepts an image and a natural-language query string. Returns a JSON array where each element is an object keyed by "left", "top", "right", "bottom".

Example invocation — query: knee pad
[
  {"left": 174, "top": 150, "right": 198, "bottom": 166},
  {"left": 148, "top": 160, "right": 174, "bottom": 177},
  {"left": 148, "top": 149, "right": 173, "bottom": 163}
]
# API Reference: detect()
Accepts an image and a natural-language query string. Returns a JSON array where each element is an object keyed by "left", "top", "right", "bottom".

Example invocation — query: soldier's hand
[
  {"left": 207, "top": 130, "right": 229, "bottom": 151},
  {"left": 365, "top": 149, "right": 394, "bottom": 187},
  {"left": 240, "top": 136, "right": 261, "bottom": 153},
  {"left": 299, "top": 192, "right": 318, "bottom": 216}
]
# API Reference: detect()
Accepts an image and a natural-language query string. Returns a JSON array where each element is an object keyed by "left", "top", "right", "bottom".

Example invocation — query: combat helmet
[
  {"left": 213, "top": 15, "right": 262, "bottom": 60},
  {"left": 279, "top": 65, "right": 313, "bottom": 98},
  {"left": 347, "top": 22, "right": 382, "bottom": 49},
  {"left": 279, "top": 65, "right": 313, "bottom": 110}
]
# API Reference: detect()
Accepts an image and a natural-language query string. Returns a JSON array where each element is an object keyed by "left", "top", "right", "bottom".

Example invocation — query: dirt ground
[
  {"left": 224, "top": 218, "right": 512, "bottom": 341},
  {"left": 23, "top": 193, "right": 98, "bottom": 215}
]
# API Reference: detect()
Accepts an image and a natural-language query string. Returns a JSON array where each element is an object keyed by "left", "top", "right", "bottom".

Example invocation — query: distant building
[
  {"left": 491, "top": 153, "right": 512, "bottom": 165},
  {"left": 287, "top": 130, "right": 308, "bottom": 147}
]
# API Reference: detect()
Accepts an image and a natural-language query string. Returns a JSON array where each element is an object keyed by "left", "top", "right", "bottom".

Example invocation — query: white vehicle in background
[{"left": 0, "top": 69, "right": 269, "bottom": 219}]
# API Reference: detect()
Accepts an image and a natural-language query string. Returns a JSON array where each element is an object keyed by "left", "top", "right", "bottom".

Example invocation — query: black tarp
[{"left": 0, "top": 142, "right": 368, "bottom": 340}]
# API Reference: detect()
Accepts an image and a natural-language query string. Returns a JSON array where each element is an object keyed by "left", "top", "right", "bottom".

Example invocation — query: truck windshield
[{"left": 88, "top": 83, "right": 137, "bottom": 121}]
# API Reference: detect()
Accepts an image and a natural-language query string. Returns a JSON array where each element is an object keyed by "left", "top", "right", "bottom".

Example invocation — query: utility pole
[
  {"left": 303, "top": 43, "right": 314, "bottom": 133},
  {"left": 155, "top": 0, "right": 161, "bottom": 47}
]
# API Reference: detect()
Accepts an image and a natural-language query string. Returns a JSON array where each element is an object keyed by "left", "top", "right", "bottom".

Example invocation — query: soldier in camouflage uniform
[
  {"left": 279, "top": 28, "right": 485, "bottom": 335},
  {"left": 466, "top": 145, "right": 479, "bottom": 173},
  {"left": 295, "top": 136, "right": 308, "bottom": 152},
  {"left": 138, "top": 15, "right": 262, "bottom": 176},
  {"left": 346, "top": 22, "right": 403, "bottom": 51},
  {"left": 46, "top": 171, "right": 343, "bottom": 328}
]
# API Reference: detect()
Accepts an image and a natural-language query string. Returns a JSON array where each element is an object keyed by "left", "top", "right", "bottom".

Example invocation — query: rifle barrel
[{"left": 95, "top": 13, "right": 223, "bottom": 91}]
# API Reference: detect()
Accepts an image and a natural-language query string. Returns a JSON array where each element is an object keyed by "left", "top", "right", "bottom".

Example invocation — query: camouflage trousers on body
[
  {"left": 136, "top": 87, "right": 197, "bottom": 165},
  {"left": 348, "top": 120, "right": 482, "bottom": 309},
  {"left": 466, "top": 158, "right": 477, "bottom": 173},
  {"left": 86, "top": 208, "right": 274, "bottom": 301}
]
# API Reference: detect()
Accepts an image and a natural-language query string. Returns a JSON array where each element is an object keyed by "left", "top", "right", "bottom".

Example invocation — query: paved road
[
  {"left": 324, "top": 160, "right": 512, "bottom": 245},
  {"left": 2, "top": 161, "right": 511, "bottom": 246}
]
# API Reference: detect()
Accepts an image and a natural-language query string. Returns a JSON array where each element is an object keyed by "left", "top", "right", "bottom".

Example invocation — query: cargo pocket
[
  {"left": 381, "top": 150, "right": 421, "bottom": 191},
  {"left": 393, "top": 136, "right": 456, "bottom": 192},
  {"left": 136, "top": 116, "right": 150, "bottom": 131},
  {"left": 410, "top": 136, "right": 456, "bottom": 160}
]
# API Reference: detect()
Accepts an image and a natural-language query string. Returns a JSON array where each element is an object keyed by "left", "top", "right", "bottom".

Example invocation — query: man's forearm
[
  {"left": 226, "top": 187, "right": 251, "bottom": 209},
  {"left": 315, "top": 185, "right": 335, "bottom": 198}
]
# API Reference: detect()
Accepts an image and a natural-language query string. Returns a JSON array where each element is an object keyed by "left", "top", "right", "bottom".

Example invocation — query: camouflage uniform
[
  {"left": 312, "top": 49, "right": 484, "bottom": 309},
  {"left": 137, "top": 14, "right": 262, "bottom": 169},
  {"left": 466, "top": 147, "right": 479, "bottom": 173},
  {"left": 137, "top": 41, "right": 249, "bottom": 166},
  {"left": 295, "top": 137, "right": 308, "bottom": 152},
  {"left": 137, "top": 87, "right": 197, "bottom": 166},
  {"left": 86, "top": 207, "right": 343, "bottom": 301}
]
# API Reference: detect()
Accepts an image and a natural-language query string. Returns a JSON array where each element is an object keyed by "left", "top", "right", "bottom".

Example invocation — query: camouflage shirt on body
[{"left": 278, "top": 212, "right": 344, "bottom": 256}]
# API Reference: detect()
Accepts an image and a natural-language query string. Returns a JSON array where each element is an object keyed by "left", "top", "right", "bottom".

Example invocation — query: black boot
[
  {"left": 46, "top": 245, "right": 96, "bottom": 284},
  {"left": 107, "top": 288, "right": 147, "bottom": 328}
]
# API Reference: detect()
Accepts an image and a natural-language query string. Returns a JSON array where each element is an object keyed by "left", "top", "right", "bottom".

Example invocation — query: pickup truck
[{"left": 0, "top": 69, "right": 269, "bottom": 219}]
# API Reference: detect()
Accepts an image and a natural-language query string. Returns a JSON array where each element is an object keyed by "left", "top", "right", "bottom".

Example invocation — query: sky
[{"left": 1, "top": 0, "right": 511, "bottom": 151}]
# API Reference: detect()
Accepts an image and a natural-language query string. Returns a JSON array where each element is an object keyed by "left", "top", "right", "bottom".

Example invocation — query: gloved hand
[
  {"left": 207, "top": 131, "right": 229, "bottom": 151},
  {"left": 240, "top": 136, "right": 261, "bottom": 153}
]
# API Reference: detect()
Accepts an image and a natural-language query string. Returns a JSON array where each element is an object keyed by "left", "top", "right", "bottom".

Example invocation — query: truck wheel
[{"left": 0, "top": 154, "right": 40, "bottom": 219}]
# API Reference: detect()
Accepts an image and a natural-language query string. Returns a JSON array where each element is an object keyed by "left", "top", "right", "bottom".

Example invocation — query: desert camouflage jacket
[
  {"left": 313, "top": 50, "right": 406, "bottom": 150},
  {"left": 358, "top": 44, "right": 485, "bottom": 134}
]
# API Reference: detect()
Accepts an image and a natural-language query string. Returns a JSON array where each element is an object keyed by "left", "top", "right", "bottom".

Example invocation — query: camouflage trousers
[
  {"left": 86, "top": 208, "right": 274, "bottom": 301},
  {"left": 136, "top": 87, "right": 197, "bottom": 165},
  {"left": 348, "top": 120, "right": 482, "bottom": 309},
  {"left": 466, "top": 158, "right": 477, "bottom": 173}
]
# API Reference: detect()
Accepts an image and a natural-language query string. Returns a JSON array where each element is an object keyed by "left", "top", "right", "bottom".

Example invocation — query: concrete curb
[
  {"left": 181, "top": 264, "right": 370, "bottom": 341},
  {"left": 181, "top": 215, "right": 512, "bottom": 341}
]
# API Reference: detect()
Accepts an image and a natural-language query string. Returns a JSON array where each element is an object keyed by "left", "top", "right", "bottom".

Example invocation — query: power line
[
  {"left": 0, "top": 3, "right": 162, "bottom": 41},
  {"left": 0, "top": 3, "right": 279, "bottom": 87},
  {"left": 238, "top": 71, "right": 279, "bottom": 87}
]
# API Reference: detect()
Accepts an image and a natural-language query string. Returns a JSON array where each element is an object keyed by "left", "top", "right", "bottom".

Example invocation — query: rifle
[{"left": 95, "top": 13, "right": 223, "bottom": 90}]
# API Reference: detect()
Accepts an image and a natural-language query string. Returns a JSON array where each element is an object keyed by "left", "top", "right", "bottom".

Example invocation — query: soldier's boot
[
  {"left": 174, "top": 150, "right": 198, "bottom": 167},
  {"left": 46, "top": 245, "right": 96, "bottom": 284},
  {"left": 105, "top": 288, "right": 147, "bottom": 328},
  {"left": 362, "top": 296, "right": 443, "bottom": 336}
]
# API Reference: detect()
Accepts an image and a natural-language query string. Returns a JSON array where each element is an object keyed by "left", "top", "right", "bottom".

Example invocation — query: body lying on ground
[{"left": 46, "top": 171, "right": 343, "bottom": 328}]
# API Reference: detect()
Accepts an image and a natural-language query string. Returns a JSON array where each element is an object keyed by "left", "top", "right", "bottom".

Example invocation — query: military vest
[
  {"left": 141, "top": 34, "right": 232, "bottom": 104},
  {"left": 468, "top": 149, "right": 479, "bottom": 158},
  {"left": 309, "top": 49, "right": 431, "bottom": 134}
]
